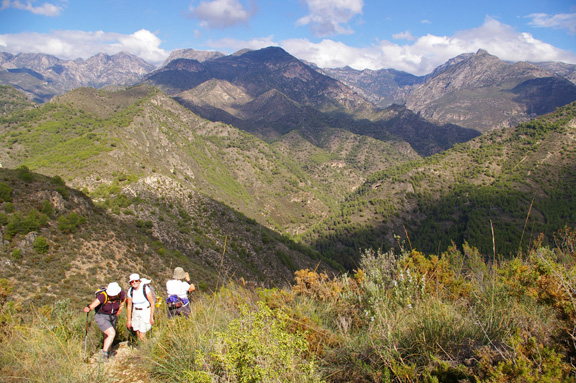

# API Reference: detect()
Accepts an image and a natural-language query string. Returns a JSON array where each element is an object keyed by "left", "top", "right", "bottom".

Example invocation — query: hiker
[
  {"left": 166, "top": 267, "right": 195, "bottom": 318},
  {"left": 83, "top": 282, "right": 125, "bottom": 361},
  {"left": 126, "top": 273, "right": 155, "bottom": 341}
]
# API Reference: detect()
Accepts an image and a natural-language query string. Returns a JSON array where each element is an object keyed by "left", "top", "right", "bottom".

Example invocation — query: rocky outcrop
[{"left": 402, "top": 50, "right": 576, "bottom": 132}]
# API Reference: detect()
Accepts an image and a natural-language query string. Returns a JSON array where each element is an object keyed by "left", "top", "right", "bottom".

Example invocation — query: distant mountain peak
[{"left": 161, "top": 48, "right": 224, "bottom": 67}]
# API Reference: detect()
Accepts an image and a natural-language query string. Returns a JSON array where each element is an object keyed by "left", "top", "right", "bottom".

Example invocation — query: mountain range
[
  {"left": 1, "top": 46, "right": 576, "bottom": 301},
  {"left": 2, "top": 47, "right": 576, "bottom": 135},
  {"left": 0, "top": 51, "right": 155, "bottom": 102}
]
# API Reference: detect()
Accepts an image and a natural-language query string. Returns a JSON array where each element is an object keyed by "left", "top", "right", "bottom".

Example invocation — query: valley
[
  {"left": 1, "top": 46, "right": 576, "bottom": 290},
  {"left": 1, "top": 45, "right": 576, "bottom": 383}
]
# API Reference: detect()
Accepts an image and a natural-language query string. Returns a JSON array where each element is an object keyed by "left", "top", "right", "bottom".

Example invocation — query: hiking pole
[{"left": 84, "top": 305, "right": 90, "bottom": 362}]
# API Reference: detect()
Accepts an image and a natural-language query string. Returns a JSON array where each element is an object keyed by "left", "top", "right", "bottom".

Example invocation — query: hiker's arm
[
  {"left": 125, "top": 297, "right": 132, "bottom": 323},
  {"left": 146, "top": 291, "right": 155, "bottom": 325},
  {"left": 83, "top": 298, "right": 100, "bottom": 313},
  {"left": 185, "top": 272, "right": 195, "bottom": 292},
  {"left": 117, "top": 298, "right": 125, "bottom": 316}
]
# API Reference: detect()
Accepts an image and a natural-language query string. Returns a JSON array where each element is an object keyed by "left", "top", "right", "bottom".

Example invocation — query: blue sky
[{"left": 0, "top": 0, "right": 575, "bottom": 75}]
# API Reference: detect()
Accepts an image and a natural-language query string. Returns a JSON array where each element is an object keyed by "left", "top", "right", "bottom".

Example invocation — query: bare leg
[
  {"left": 136, "top": 331, "right": 147, "bottom": 341},
  {"left": 102, "top": 326, "right": 116, "bottom": 352}
]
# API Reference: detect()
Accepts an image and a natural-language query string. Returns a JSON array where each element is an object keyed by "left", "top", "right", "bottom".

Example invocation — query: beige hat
[{"left": 173, "top": 267, "right": 186, "bottom": 279}]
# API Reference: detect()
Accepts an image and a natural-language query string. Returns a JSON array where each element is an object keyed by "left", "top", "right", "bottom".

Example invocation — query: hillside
[
  {"left": 0, "top": 164, "right": 334, "bottom": 307},
  {"left": 0, "top": 84, "right": 423, "bottom": 237},
  {"left": 302, "top": 102, "right": 576, "bottom": 268},
  {"left": 0, "top": 84, "right": 38, "bottom": 116}
]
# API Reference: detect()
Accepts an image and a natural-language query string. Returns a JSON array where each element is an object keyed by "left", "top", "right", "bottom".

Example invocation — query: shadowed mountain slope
[
  {"left": 301, "top": 102, "right": 576, "bottom": 268},
  {"left": 146, "top": 47, "right": 479, "bottom": 156},
  {"left": 403, "top": 50, "right": 576, "bottom": 132},
  {"left": 324, "top": 50, "right": 576, "bottom": 134}
]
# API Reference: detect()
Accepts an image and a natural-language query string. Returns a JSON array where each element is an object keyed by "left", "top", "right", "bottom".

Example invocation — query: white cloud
[
  {"left": 0, "top": 29, "right": 169, "bottom": 65},
  {"left": 526, "top": 12, "right": 576, "bottom": 34},
  {"left": 392, "top": 31, "right": 415, "bottom": 41},
  {"left": 281, "top": 17, "right": 576, "bottom": 75},
  {"left": 188, "top": 0, "right": 255, "bottom": 29},
  {"left": 208, "top": 36, "right": 277, "bottom": 52},
  {"left": 0, "top": 0, "right": 63, "bottom": 16},
  {"left": 297, "top": 0, "right": 364, "bottom": 37}
]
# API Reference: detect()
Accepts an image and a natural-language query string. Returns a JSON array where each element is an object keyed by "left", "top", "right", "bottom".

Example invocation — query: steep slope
[
  {"left": 302, "top": 102, "right": 576, "bottom": 268},
  {"left": 532, "top": 61, "right": 576, "bottom": 84},
  {"left": 147, "top": 47, "right": 478, "bottom": 156},
  {"left": 0, "top": 167, "right": 333, "bottom": 308},
  {"left": 320, "top": 66, "right": 424, "bottom": 107},
  {"left": 145, "top": 46, "right": 373, "bottom": 114},
  {"left": 403, "top": 50, "right": 576, "bottom": 132},
  {"left": 0, "top": 85, "right": 38, "bottom": 115},
  {"left": 0, "top": 85, "right": 418, "bottom": 249}
]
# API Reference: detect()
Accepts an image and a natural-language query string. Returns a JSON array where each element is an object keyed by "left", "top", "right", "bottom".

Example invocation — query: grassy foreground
[{"left": 2, "top": 228, "right": 576, "bottom": 382}]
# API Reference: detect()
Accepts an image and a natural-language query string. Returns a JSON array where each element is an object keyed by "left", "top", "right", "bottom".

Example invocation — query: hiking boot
[{"left": 98, "top": 350, "right": 110, "bottom": 363}]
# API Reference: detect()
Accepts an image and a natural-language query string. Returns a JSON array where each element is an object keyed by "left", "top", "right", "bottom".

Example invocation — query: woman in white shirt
[
  {"left": 166, "top": 267, "right": 195, "bottom": 318},
  {"left": 126, "top": 273, "right": 155, "bottom": 340}
]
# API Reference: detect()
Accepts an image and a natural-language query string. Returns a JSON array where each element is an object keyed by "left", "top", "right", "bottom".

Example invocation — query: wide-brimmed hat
[
  {"left": 129, "top": 273, "right": 140, "bottom": 282},
  {"left": 173, "top": 267, "right": 186, "bottom": 279},
  {"left": 107, "top": 282, "right": 121, "bottom": 296}
]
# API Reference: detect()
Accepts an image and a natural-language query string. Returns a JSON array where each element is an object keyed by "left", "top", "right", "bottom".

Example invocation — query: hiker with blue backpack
[
  {"left": 166, "top": 267, "right": 195, "bottom": 318},
  {"left": 126, "top": 273, "right": 155, "bottom": 341},
  {"left": 83, "top": 282, "right": 125, "bottom": 361}
]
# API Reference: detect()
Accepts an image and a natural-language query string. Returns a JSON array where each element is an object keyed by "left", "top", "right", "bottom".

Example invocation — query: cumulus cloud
[
  {"left": 297, "top": 0, "right": 364, "bottom": 37},
  {"left": 0, "top": 0, "right": 64, "bottom": 16},
  {"left": 281, "top": 17, "right": 576, "bottom": 75},
  {"left": 208, "top": 35, "right": 277, "bottom": 52},
  {"left": 0, "top": 29, "right": 169, "bottom": 65},
  {"left": 188, "top": 0, "right": 255, "bottom": 29},
  {"left": 526, "top": 12, "right": 576, "bottom": 34}
]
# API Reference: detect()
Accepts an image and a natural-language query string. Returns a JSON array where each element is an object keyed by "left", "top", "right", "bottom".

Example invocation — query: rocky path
[{"left": 87, "top": 342, "right": 152, "bottom": 383}]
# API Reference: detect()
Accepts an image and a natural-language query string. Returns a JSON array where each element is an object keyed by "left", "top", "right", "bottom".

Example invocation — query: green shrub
[
  {"left": 0, "top": 182, "right": 12, "bottom": 202},
  {"left": 41, "top": 200, "right": 54, "bottom": 217},
  {"left": 3, "top": 202, "right": 15, "bottom": 213},
  {"left": 50, "top": 175, "right": 65, "bottom": 186},
  {"left": 6, "top": 210, "right": 46, "bottom": 238},
  {"left": 11, "top": 249, "right": 22, "bottom": 260},
  {"left": 16, "top": 165, "right": 34, "bottom": 182},
  {"left": 55, "top": 185, "right": 69, "bottom": 199},
  {"left": 201, "top": 301, "right": 322, "bottom": 382},
  {"left": 33, "top": 236, "right": 49, "bottom": 254},
  {"left": 57, "top": 212, "right": 86, "bottom": 233}
]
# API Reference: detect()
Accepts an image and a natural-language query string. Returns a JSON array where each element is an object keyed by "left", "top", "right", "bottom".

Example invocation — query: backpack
[
  {"left": 166, "top": 295, "right": 187, "bottom": 309},
  {"left": 94, "top": 287, "right": 109, "bottom": 313},
  {"left": 95, "top": 287, "right": 108, "bottom": 303},
  {"left": 129, "top": 279, "right": 157, "bottom": 307}
]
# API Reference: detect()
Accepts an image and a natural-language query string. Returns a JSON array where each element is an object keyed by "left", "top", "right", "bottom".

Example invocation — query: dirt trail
[{"left": 88, "top": 342, "right": 152, "bottom": 383}]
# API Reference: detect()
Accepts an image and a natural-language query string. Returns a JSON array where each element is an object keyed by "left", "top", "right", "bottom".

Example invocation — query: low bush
[{"left": 2, "top": 230, "right": 576, "bottom": 382}]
